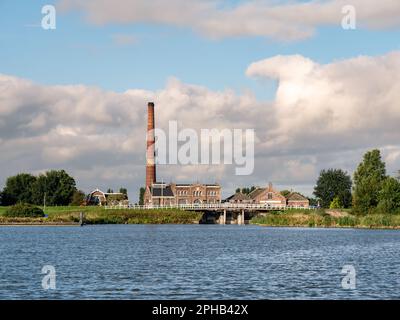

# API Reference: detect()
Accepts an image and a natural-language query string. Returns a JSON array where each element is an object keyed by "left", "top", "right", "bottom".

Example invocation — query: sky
[{"left": 1, "top": 0, "right": 400, "bottom": 201}]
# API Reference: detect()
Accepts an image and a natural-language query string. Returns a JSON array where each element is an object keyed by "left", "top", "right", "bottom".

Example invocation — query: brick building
[
  {"left": 144, "top": 182, "right": 221, "bottom": 206},
  {"left": 225, "top": 183, "right": 309, "bottom": 208},
  {"left": 142, "top": 102, "right": 221, "bottom": 206}
]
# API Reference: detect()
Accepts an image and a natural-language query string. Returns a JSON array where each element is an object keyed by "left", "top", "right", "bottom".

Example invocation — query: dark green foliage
[
  {"left": 107, "top": 188, "right": 114, "bottom": 193},
  {"left": 353, "top": 149, "right": 387, "bottom": 214},
  {"left": 236, "top": 186, "right": 256, "bottom": 195},
  {"left": 70, "top": 190, "right": 86, "bottom": 206},
  {"left": 4, "top": 203, "right": 44, "bottom": 217},
  {"left": 314, "top": 169, "right": 352, "bottom": 208},
  {"left": 1, "top": 173, "right": 37, "bottom": 205},
  {"left": 139, "top": 187, "right": 145, "bottom": 205},
  {"left": 377, "top": 177, "right": 400, "bottom": 214},
  {"left": 119, "top": 188, "right": 128, "bottom": 196},
  {"left": 280, "top": 190, "right": 291, "bottom": 197},
  {"left": 31, "top": 170, "right": 77, "bottom": 206}
]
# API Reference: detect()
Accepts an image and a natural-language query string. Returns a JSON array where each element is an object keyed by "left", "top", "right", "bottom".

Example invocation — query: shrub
[
  {"left": 4, "top": 203, "right": 44, "bottom": 217},
  {"left": 329, "top": 196, "right": 343, "bottom": 209}
]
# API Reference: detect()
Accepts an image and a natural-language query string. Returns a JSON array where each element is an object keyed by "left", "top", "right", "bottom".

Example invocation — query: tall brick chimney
[{"left": 146, "top": 102, "right": 156, "bottom": 188}]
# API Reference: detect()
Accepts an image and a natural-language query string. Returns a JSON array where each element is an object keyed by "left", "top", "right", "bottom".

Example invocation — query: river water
[{"left": 1, "top": 225, "right": 399, "bottom": 299}]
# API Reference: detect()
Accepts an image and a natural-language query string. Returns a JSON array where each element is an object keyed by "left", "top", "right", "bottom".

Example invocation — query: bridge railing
[{"left": 104, "top": 203, "right": 315, "bottom": 211}]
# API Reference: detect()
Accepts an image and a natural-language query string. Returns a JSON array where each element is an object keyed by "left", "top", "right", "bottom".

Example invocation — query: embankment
[
  {"left": 251, "top": 210, "right": 400, "bottom": 229},
  {"left": 0, "top": 207, "right": 203, "bottom": 225}
]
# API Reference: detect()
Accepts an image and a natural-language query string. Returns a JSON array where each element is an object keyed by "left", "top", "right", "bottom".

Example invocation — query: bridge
[{"left": 104, "top": 203, "right": 316, "bottom": 225}]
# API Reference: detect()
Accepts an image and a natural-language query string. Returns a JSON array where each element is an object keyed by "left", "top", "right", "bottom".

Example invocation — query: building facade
[
  {"left": 247, "top": 183, "right": 287, "bottom": 207},
  {"left": 286, "top": 192, "right": 310, "bottom": 208},
  {"left": 225, "top": 183, "right": 309, "bottom": 208},
  {"left": 144, "top": 182, "right": 221, "bottom": 205}
]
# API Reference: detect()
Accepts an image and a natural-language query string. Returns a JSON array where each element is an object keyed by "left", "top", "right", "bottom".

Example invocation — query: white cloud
[
  {"left": 2, "top": 51, "right": 400, "bottom": 198},
  {"left": 57, "top": 0, "right": 400, "bottom": 41}
]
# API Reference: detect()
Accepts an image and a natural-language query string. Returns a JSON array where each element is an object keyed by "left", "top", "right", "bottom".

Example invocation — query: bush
[
  {"left": 4, "top": 203, "right": 45, "bottom": 217},
  {"left": 329, "top": 196, "right": 343, "bottom": 209}
]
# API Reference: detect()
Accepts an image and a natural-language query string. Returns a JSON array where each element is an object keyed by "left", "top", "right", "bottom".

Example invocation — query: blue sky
[{"left": 1, "top": 0, "right": 399, "bottom": 99}]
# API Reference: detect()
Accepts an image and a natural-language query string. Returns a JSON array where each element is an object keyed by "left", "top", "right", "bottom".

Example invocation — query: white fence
[{"left": 104, "top": 203, "right": 315, "bottom": 211}]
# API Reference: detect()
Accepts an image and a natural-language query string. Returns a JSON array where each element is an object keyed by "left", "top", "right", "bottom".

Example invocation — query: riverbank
[
  {"left": 250, "top": 210, "right": 400, "bottom": 229},
  {"left": 0, "top": 206, "right": 203, "bottom": 225},
  {"left": 1, "top": 206, "right": 400, "bottom": 229}
]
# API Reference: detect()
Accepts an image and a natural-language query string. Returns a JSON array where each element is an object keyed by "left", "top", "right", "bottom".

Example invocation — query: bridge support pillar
[
  {"left": 238, "top": 210, "right": 245, "bottom": 225},
  {"left": 220, "top": 210, "right": 226, "bottom": 225}
]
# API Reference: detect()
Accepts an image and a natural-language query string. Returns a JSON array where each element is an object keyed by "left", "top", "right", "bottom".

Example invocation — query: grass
[
  {"left": 2, "top": 206, "right": 400, "bottom": 228},
  {"left": 251, "top": 210, "right": 400, "bottom": 229},
  {"left": 0, "top": 206, "right": 203, "bottom": 225},
  {"left": 0, "top": 206, "right": 7, "bottom": 215}
]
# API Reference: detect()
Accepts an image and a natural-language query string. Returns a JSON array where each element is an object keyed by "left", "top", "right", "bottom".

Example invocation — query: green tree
[
  {"left": 280, "top": 190, "right": 291, "bottom": 198},
  {"left": 313, "top": 169, "right": 352, "bottom": 208},
  {"left": 139, "top": 187, "right": 145, "bottom": 205},
  {"left": 329, "top": 196, "right": 342, "bottom": 209},
  {"left": 107, "top": 188, "right": 114, "bottom": 193},
  {"left": 119, "top": 188, "right": 128, "bottom": 196},
  {"left": 236, "top": 186, "right": 256, "bottom": 195},
  {"left": 31, "top": 170, "right": 77, "bottom": 206},
  {"left": 70, "top": 190, "right": 86, "bottom": 206},
  {"left": 1, "top": 173, "right": 37, "bottom": 205},
  {"left": 4, "top": 203, "right": 44, "bottom": 217},
  {"left": 353, "top": 149, "right": 387, "bottom": 214},
  {"left": 377, "top": 177, "right": 400, "bottom": 214}
]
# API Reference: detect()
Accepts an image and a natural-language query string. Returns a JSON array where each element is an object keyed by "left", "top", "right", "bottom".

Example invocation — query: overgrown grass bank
[
  {"left": 0, "top": 206, "right": 203, "bottom": 225},
  {"left": 251, "top": 210, "right": 400, "bottom": 229}
]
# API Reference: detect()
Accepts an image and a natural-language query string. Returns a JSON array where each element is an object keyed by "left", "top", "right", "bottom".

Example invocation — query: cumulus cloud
[
  {"left": 2, "top": 51, "right": 400, "bottom": 198},
  {"left": 57, "top": 0, "right": 400, "bottom": 41},
  {"left": 246, "top": 52, "right": 400, "bottom": 154}
]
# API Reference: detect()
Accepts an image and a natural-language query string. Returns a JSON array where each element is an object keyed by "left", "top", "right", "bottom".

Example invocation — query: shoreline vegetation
[
  {"left": 0, "top": 206, "right": 203, "bottom": 226},
  {"left": 1, "top": 206, "right": 400, "bottom": 229},
  {"left": 251, "top": 209, "right": 400, "bottom": 230}
]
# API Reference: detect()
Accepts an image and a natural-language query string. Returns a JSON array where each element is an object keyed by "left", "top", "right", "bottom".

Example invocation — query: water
[{"left": 1, "top": 225, "right": 400, "bottom": 299}]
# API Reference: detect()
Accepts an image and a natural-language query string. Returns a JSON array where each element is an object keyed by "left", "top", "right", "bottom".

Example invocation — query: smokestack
[{"left": 146, "top": 102, "right": 156, "bottom": 188}]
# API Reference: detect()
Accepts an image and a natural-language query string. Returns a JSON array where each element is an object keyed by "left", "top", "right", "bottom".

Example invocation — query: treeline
[
  {"left": 314, "top": 149, "right": 400, "bottom": 215},
  {"left": 0, "top": 170, "right": 81, "bottom": 206},
  {"left": 0, "top": 170, "right": 130, "bottom": 207},
  {"left": 236, "top": 149, "right": 400, "bottom": 215}
]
